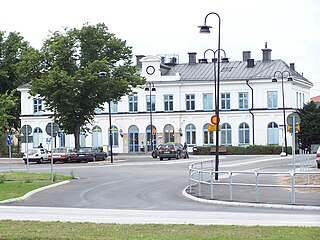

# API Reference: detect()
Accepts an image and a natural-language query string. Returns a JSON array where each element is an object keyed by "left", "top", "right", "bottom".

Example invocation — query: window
[
  {"left": 296, "top": 92, "right": 299, "bottom": 109},
  {"left": 185, "top": 124, "right": 196, "bottom": 145},
  {"left": 267, "top": 122, "right": 279, "bottom": 145},
  {"left": 221, "top": 123, "right": 232, "bottom": 146},
  {"left": 33, "top": 127, "right": 43, "bottom": 148},
  {"left": 164, "top": 124, "right": 174, "bottom": 143},
  {"left": 110, "top": 125, "right": 119, "bottom": 147},
  {"left": 203, "top": 123, "right": 214, "bottom": 145},
  {"left": 185, "top": 94, "right": 195, "bottom": 111},
  {"left": 203, "top": 93, "right": 213, "bottom": 111},
  {"left": 146, "top": 95, "right": 156, "bottom": 112},
  {"left": 239, "top": 122, "right": 250, "bottom": 145},
  {"left": 267, "top": 91, "right": 277, "bottom": 109},
  {"left": 128, "top": 96, "right": 138, "bottom": 112},
  {"left": 33, "top": 97, "right": 42, "bottom": 114},
  {"left": 92, "top": 126, "right": 102, "bottom": 147},
  {"left": 110, "top": 101, "right": 118, "bottom": 113},
  {"left": 238, "top": 92, "right": 248, "bottom": 110},
  {"left": 164, "top": 94, "right": 173, "bottom": 112},
  {"left": 221, "top": 93, "right": 230, "bottom": 110}
]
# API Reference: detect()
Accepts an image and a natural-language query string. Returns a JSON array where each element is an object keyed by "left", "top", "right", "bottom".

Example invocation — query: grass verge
[
  {"left": 0, "top": 221, "right": 319, "bottom": 239},
  {"left": 0, "top": 172, "right": 73, "bottom": 201}
]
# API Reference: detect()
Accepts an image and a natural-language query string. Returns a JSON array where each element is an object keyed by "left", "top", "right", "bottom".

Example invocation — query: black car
[
  {"left": 151, "top": 144, "right": 163, "bottom": 158},
  {"left": 74, "top": 147, "right": 107, "bottom": 162},
  {"left": 158, "top": 142, "right": 187, "bottom": 161}
]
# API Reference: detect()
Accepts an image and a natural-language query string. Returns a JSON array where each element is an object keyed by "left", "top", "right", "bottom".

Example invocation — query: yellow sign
[
  {"left": 152, "top": 128, "right": 156, "bottom": 135},
  {"left": 208, "top": 124, "right": 220, "bottom": 131}
]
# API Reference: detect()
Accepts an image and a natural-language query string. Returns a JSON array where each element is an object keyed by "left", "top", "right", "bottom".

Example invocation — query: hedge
[{"left": 192, "top": 145, "right": 291, "bottom": 155}]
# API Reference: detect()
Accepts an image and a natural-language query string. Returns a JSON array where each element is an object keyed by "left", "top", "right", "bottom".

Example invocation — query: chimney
[
  {"left": 135, "top": 55, "right": 145, "bottom": 68},
  {"left": 188, "top": 52, "right": 197, "bottom": 64},
  {"left": 243, "top": 51, "right": 251, "bottom": 61},
  {"left": 247, "top": 59, "right": 255, "bottom": 68},
  {"left": 261, "top": 42, "right": 272, "bottom": 61},
  {"left": 290, "top": 63, "right": 295, "bottom": 71}
]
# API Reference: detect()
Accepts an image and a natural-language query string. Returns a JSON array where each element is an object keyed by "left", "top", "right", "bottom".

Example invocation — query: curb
[
  {"left": 182, "top": 187, "right": 320, "bottom": 211},
  {"left": 0, "top": 180, "right": 70, "bottom": 204}
]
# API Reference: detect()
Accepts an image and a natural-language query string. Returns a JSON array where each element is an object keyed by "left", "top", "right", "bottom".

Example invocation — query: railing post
[
  {"left": 229, "top": 171, "right": 233, "bottom": 201},
  {"left": 210, "top": 171, "right": 214, "bottom": 199},
  {"left": 291, "top": 172, "right": 296, "bottom": 204},
  {"left": 189, "top": 167, "right": 192, "bottom": 194},
  {"left": 198, "top": 170, "right": 202, "bottom": 197},
  {"left": 255, "top": 172, "right": 259, "bottom": 203}
]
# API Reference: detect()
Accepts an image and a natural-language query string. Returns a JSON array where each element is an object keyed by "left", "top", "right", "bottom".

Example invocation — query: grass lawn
[
  {"left": 0, "top": 171, "right": 73, "bottom": 201},
  {"left": 0, "top": 221, "right": 319, "bottom": 239}
]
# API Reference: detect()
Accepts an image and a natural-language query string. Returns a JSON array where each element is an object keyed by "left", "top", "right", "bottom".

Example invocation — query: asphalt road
[{"left": 0, "top": 154, "right": 320, "bottom": 226}]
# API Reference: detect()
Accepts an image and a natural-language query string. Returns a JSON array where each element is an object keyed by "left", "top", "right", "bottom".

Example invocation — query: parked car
[
  {"left": 316, "top": 146, "right": 320, "bottom": 168},
  {"left": 158, "top": 142, "right": 187, "bottom": 161},
  {"left": 23, "top": 148, "right": 49, "bottom": 164},
  {"left": 48, "top": 147, "right": 77, "bottom": 163},
  {"left": 151, "top": 144, "right": 163, "bottom": 158},
  {"left": 74, "top": 147, "right": 107, "bottom": 162}
]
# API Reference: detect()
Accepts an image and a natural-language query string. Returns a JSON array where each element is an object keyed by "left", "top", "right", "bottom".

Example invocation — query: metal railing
[{"left": 188, "top": 159, "right": 320, "bottom": 205}]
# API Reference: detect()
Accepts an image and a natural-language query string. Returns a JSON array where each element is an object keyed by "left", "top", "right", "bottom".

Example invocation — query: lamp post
[
  {"left": 272, "top": 70, "right": 293, "bottom": 156},
  {"left": 199, "top": 12, "right": 221, "bottom": 180},
  {"left": 145, "top": 82, "right": 156, "bottom": 151},
  {"left": 98, "top": 71, "right": 114, "bottom": 163}
]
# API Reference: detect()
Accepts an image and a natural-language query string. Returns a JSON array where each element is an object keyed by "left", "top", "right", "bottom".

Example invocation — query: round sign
[
  {"left": 211, "top": 115, "right": 220, "bottom": 125},
  {"left": 46, "top": 123, "right": 59, "bottom": 137},
  {"left": 21, "top": 125, "right": 32, "bottom": 135}
]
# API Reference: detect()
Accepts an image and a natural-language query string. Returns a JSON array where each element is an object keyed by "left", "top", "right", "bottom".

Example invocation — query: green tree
[
  {"left": 298, "top": 101, "right": 320, "bottom": 149},
  {"left": 30, "top": 23, "right": 145, "bottom": 149},
  {"left": 0, "top": 31, "right": 40, "bottom": 152}
]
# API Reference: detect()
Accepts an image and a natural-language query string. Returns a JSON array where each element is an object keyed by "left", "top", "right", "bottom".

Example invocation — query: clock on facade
[{"left": 146, "top": 65, "right": 155, "bottom": 75}]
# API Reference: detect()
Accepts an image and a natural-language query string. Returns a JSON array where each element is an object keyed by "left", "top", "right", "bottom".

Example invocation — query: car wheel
[
  {"left": 160, "top": 157, "right": 163, "bottom": 161},
  {"left": 176, "top": 153, "right": 180, "bottom": 159},
  {"left": 152, "top": 152, "right": 157, "bottom": 158},
  {"left": 317, "top": 161, "right": 320, "bottom": 169},
  {"left": 24, "top": 160, "right": 27, "bottom": 165},
  {"left": 37, "top": 158, "right": 43, "bottom": 164},
  {"left": 65, "top": 157, "right": 71, "bottom": 163},
  {"left": 93, "top": 156, "right": 96, "bottom": 162}
]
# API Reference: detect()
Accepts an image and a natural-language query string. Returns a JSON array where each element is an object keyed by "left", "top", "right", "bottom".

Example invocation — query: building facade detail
[{"left": 18, "top": 47, "right": 312, "bottom": 153}]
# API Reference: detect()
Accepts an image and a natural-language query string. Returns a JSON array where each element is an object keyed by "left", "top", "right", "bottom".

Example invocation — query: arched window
[
  {"left": 267, "top": 122, "right": 279, "bottom": 145},
  {"left": 80, "top": 128, "right": 86, "bottom": 147},
  {"left": 164, "top": 124, "right": 174, "bottom": 143},
  {"left": 221, "top": 123, "right": 232, "bottom": 146},
  {"left": 239, "top": 122, "right": 250, "bottom": 145},
  {"left": 185, "top": 124, "right": 196, "bottom": 145},
  {"left": 146, "top": 125, "right": 156, "bottom": 151},
  {"left": 92, "top": 126, "right": 102, "bottom": 147},
  {"left": 33, "top": 127, "right": 43, "bottom": 148},
  {"left": 203, "top": 123, "right": 214, "bottom": 145},
  {"left": 110, "top": 125, "right": 119, "bottom": 147}
]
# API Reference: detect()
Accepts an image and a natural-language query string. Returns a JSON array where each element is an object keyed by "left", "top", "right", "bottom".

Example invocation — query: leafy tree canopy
[
  {"left": 30, "top": 23, "right": 145, "bottom": 149},
  {"left": 298, "top": 101, "right": 320, "bottom": 148}
]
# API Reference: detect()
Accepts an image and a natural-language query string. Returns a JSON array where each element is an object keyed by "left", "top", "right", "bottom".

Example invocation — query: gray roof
[{"left": 163, "top": 59, "right": 312, "bottom": 86}]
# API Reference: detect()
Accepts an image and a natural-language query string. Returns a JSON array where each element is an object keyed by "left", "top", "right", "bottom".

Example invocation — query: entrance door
[
  {"left": 146, "top": 125, "right": 156, "bottom": 151},
  {"left": 128, "top": 125, "right": 139, "bottom": 153}
]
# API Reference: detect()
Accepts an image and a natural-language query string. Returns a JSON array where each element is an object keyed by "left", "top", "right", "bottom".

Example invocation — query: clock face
[{"left": 146, "top": 65, "right": 155, "bottom": 75}]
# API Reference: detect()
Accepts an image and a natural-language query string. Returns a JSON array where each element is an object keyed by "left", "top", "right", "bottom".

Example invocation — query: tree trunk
[{"left": 74, "top": 126, "right": 80, "bottom": 150}]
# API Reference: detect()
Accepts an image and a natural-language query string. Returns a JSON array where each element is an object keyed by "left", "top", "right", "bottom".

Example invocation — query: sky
[{"left": 1, "top": 0, "right": 320, "bottom": 97}]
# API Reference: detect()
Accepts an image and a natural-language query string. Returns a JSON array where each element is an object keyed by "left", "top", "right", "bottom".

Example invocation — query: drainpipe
[{"left": 246, "top": 80, "right": 255, "bottom": 145}]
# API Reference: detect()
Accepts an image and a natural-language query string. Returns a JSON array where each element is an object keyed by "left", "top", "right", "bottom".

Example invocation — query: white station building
[{"left": 18, "top": 45, "right": 313, "bottom": 153}]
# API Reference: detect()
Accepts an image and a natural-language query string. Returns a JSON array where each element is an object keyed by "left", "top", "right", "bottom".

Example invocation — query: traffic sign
[
  {"left": 211, "top": 115, "right": 220, "bottom": 125},
  {"left": 208, "top": 124, "right": 220, "bottom": 131},
  {"left": 287, "top": 112, "right": 300, "bottom": 127},
  {"left": 45, "top": 123, "right": 59, "bottom": 137},
  {"left": 7, "top": 135, "right": 12, "bottom": 145}
]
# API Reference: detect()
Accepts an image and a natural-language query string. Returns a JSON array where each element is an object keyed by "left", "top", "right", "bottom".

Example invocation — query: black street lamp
[
  {"left": 98, "top": 71, "right": 114, "bottom": 163},
  {"left": 145, "top": 82, "right": 156, "bottom": 151},
  {"left": 198, "top": 12, "right": 221, "bottom": 180},
  {"left": 272, "top": 70, "right": 293, "bottom": 156}
]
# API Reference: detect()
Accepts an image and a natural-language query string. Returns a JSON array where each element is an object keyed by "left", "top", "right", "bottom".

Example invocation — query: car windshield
[
  {"left": 78, "top": 147, "right": 92, "bottom": 152},
  {"left": 27, "top": 149, "right": 38, "bottom": 154},
  {"left": 161, "top": 144, "right": 174, "bottom": 150},
  {"left": 52, "top": 148, "right": 68, "bottom": 153}
]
